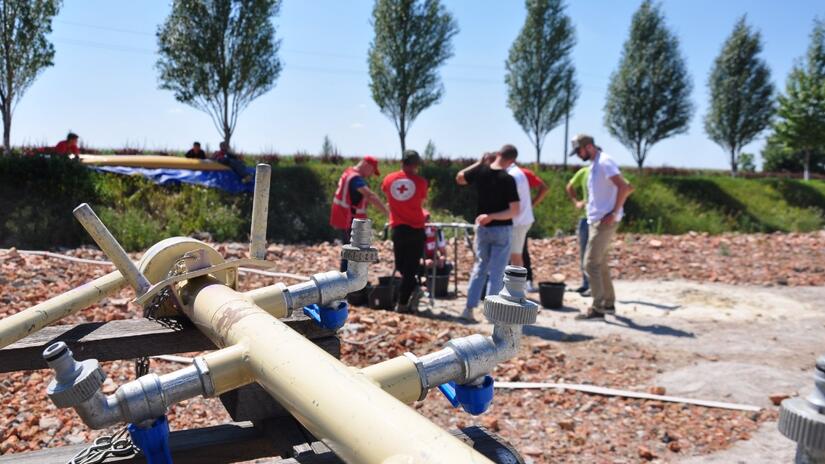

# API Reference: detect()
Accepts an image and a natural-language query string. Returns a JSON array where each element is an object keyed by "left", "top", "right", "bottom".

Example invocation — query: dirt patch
[{"left": 1, "top": 237, "right": 824, "bottom": 463}]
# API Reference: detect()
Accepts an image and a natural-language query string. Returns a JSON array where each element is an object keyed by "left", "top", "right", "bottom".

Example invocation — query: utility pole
[{"left": 562, "top": 74, "right": 571, "bottom": 170}]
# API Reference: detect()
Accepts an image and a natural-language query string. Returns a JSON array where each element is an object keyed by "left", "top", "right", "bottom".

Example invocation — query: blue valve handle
[
  {"left": 128, "top": 415, "right": 173, "bottom": 464},
  {"left": 438, "top": 375, "right": 495, "bottom": 416},
  {"left": 438, "top": 382, "right": 460, "bottom": 407},
  {"left": 303, "top": 302, "right": 349, "bottom": 330}
]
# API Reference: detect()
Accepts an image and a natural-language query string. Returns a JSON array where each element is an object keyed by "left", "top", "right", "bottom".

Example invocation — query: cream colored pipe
[
  {"left": 360, "top": 355, "right": 423, "bottom": 404},
  {"left": 244, "top": 283, "right": 289, "bottom": 318},
  {"left": 249, "top": 164, "right": 271, "bottom": 261},
  {"left": 182, "top": 277, "right": 493, "bottom": 464},
  {"left": 0, "top": 271, "right": 126, "bottom": 349},
  {"left": 73, "top": 203, "right": 151, "bottom": 295}
]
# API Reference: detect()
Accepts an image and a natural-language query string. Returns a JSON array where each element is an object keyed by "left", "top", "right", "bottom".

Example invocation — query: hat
[
  {"left": 402, "top": 150, "right": 421, "bottom": 166},
  {"left": 569, "top": 134, "right": 594, "bottom": 157},
  {"left": 363, "top": 155, "right": 380, "bottom": 175}
]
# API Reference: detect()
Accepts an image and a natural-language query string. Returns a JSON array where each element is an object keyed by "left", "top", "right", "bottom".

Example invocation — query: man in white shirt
[
  {"left": 569, "top": 134, "right": 634, "bottom": 320},
  {"left": 506, "top": 163, "right": 548, "bottom": 292}
]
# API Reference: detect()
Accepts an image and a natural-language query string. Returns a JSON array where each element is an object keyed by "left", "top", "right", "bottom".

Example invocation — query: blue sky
[{"left": 12, "top": 0, "right": 824, "bottom": 169}]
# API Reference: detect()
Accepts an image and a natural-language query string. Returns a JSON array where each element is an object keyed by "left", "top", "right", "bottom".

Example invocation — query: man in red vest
[
  {"left": 381, "top": 150, "right": 428, "bottom": 313},
  {"left": 330, "top": 155, "right": 388, "bottom": 270}
]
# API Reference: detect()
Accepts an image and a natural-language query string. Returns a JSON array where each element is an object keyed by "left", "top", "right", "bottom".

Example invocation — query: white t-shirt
[
  {"left": 586, "top": 151, "right": 623, "bottom": 224},
  {"left": 507, "top": 164, "right": 534, "bottom": 226}
]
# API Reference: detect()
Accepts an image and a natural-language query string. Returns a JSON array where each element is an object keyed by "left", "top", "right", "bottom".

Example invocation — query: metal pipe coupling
[
  {"left": 44, "top": 342, "right": 214, "bottom": 429},
  {"left": 415, "top": 266, "right": 538, "bottom": 390},
  {"left": 283, "top": 219, "right": 378, "bottom": 310}
]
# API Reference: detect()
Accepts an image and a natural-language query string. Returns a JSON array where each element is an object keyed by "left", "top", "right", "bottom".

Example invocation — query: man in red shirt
[
  {"left": 381, "top": 150, "right": 428, "bottom": 313},
  {"left": 54, "top": 133, "right": 80, "bottom": 156}
]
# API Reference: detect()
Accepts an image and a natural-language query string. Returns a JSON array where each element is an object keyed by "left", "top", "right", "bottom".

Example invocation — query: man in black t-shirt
[
  {"left": 185, "top": 141, "right": 206, "bottom": 159},
  {"left": 456, "top": 144, "right": 521, "bottom": 321}
]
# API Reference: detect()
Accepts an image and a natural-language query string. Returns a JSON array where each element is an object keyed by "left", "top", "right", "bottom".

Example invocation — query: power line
[
  {"left": 54, "top": 37, "right": 154, "bottom": 55},
  {"left": 55, "top": 19, "right": 153, "bottom": 36}
]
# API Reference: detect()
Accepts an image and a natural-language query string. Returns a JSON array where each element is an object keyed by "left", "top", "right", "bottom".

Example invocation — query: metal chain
[
  {"left": 68, "top": 259, "right": 191, "bottom": 464},
  {"left": 135, "top": 258, "right": 188, "bottom": 377},
  {"left": 135, "top": 286, "right": 175, "bottom": 377},
  {"left": 66, "top": 426, "right": 138, "bottom": 464}
]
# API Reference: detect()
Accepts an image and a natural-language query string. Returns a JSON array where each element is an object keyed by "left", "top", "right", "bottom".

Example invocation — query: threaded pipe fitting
[{"left": 44, "top": 342, "right": 106, "bottom": 408}]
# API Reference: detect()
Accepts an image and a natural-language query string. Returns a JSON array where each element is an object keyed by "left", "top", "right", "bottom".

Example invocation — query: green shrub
[{"left": 0, "top": 156, "right": 822, "bottom": 251}]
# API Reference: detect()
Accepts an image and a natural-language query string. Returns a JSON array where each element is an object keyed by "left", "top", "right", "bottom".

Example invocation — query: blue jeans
[
  {"left": 466, "top": 225, "right": 512, "bottom": 310},
  {"left": 578, "top": 217, "right": 590, "bottom": 289}
]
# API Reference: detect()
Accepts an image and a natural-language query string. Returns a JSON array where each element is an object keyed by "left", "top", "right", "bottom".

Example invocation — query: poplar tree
[
  {"left": 772, "top": 19, "right": 825, "bottom": 181},
  {"left": 604, "top": 0, "right": 693, "bottom": 170},
  {"left": 368, "top": 0, "right": 458, "bottom": 153},
  {"left": 705, "top": 17, "right": 774, "bottom": 177},
  {"left": 0, "top": 0, "right": 60, "bottom": 155},
  {"left": 505, "top": 0, "right": 577, "bottom": 165},
  {"left": 157, "top": 0, "right": 282, "bottom": 147}
]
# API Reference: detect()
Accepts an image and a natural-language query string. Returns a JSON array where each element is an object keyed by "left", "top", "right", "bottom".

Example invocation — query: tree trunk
[
  {"left": 222, "top": 89, "right": 231, "bottom": 148},
  {"left": 636, "top": 149, "right": 644, "bottom": 173},
  {"left": 2, "top": 111, "right": 9, "bottom": 156},
  {"left": 398, "top": 114, "right": 406, "bottom": 154},
  {"left": 562, "top": 106, "right": 569, "bottom": 170},
  {"left": 804, "top": 150, "right": 811, "bottom": 181},
  {"left": 730, "top": 149, "right": 737, "bottom": 178},
  {"left": 223, "top": 124, "right": 231, "bottom": 148}
]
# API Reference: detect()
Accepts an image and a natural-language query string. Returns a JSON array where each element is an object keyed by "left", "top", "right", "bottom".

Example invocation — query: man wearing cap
[
  {"left": 569, "top": 134, "right": 634, "bottom": 320},
  {"left": 330, "top": 155, "right": 389, "bottom": 271},
  {"left": 381, "top": 150, "right": 428, "bottom": 313},
  {"left": 456, "top": 144, "right": 521, "bottom": 322}
]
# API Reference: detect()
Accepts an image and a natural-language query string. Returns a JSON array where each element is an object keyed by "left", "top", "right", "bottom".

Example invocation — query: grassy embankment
[{"left": 1, "top": 155, "right": 823, "bottom": 251}]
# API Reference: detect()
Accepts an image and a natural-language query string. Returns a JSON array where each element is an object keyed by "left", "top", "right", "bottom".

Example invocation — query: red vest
[
  {"left": 424, "top": 226, "right": 445, "bottom": 258},
  {"left": 330, "top": 167, "right": 367, "bottom": 230}
]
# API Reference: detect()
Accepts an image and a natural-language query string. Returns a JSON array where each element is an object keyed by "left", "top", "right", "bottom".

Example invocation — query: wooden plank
[
  {"left": 0, "top": 417, "right": 310, "bottom": 464},
  {"left": 0, "top": 314, "right": 336, "bottom": 373}
]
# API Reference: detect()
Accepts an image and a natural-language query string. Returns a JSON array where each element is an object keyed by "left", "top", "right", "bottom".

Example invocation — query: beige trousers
[{"left": 584, "top": 220, "right": 619, "bottom": 309}]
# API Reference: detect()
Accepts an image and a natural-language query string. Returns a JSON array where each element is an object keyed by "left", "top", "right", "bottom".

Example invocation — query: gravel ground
[{"left": 1, "top": 231, "right": 823, "bottom": 462}]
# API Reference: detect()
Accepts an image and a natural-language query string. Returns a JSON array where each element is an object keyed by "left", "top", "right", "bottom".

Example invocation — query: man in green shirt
[{"left": 565, "top": 165, "right": 590, "bottom": 295}]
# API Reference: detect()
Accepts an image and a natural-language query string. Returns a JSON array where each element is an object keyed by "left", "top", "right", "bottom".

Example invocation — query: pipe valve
[
  {"left": 438, "top": 375, "right": 495, "bottom": 416},
  {"left": 483, "top": 266, "right": 538, "bottom": 326},
  {"left": 779, "top": 354, "right": 825, "bottom": 463},
  {"left": 44, "top": 342, "right": 106, "bottom": 408},
  {"left": 303, "top": 301, "right": 349, "bottom": 331}
]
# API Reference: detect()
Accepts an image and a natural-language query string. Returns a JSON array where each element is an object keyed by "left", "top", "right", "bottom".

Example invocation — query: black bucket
[
  {"left": 426, "top": 275, "right": 450, "bottom": 297},
  {"left": 368, "top": 285, "right": 395, "bottom": 310},
  {"left": 346, "top": 283, "right": 371, "bottom": 307},
  {"left": 538, "top": 282, "right": 565, "bottom": 309}
]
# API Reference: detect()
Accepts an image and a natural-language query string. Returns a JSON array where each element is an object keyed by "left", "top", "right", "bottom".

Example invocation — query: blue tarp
[{"left": 90, "top": 166, "right": 256, "bottom": 194}]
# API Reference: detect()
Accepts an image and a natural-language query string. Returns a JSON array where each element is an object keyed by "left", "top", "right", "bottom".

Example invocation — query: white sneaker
[
  {"left": 459, "top": 308, "right": 476, "bottom": 323},
  {"left": 526, "top": 281, "right": 539, "bottom": 293}
]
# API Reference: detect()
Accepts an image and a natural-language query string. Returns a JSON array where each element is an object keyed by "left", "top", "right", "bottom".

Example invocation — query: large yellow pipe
[
  {"left": 0, "top": 271, "right": 126, "bottom": 349},
  {"left": 360, "top": 356, "right": 423, "bottom": 404},
  {"left": 182, "top": 277, "right": 493, "bottom": 464}
]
